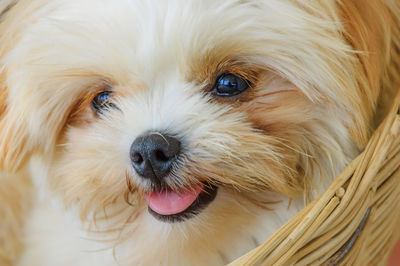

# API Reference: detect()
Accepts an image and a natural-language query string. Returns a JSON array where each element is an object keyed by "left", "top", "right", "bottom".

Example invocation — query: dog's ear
[
  {"left": 0, "top": 0, "right": 32, "bottom": 172},
  {"left": 339, "top": 0, "right": 389, "bottom": 93},
  {"left": 0, "top": 76, "right": 32, "bottom": 172},
  {"left": 338, "top": 0, "right": 399, "bottom": 147}
]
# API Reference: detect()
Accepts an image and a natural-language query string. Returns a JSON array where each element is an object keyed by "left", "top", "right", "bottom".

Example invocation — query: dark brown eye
[
  {"left": 91, "top": 91, "right": 113, "bottom": 113},
  {"left": 213, "top": 74, "right": 249, "bottom": 96}
]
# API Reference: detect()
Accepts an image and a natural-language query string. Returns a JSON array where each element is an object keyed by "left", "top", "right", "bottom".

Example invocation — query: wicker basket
[{"left": 230, "top": 90, "right": 400, "bottom": 266}]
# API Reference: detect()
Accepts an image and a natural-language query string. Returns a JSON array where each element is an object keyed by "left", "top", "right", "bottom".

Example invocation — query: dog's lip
[
  {"left": 145, "top": 185, "right": 204, "bottom": 216},
  {"left": 146, "top": 184, "right": 218, "bottom": 223}
]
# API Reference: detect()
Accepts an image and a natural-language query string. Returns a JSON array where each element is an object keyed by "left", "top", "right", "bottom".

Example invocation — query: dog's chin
[{"left": 144, "top": 183, "right": 218, "bottom": 223}]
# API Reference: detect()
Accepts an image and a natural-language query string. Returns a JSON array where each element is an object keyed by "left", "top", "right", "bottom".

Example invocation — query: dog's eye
[
  {"left": 91, "top": 91, "right": 113, "bottom": 113},
  {"left": 213, "top": 74, "right": 249, "bottom": 97}
]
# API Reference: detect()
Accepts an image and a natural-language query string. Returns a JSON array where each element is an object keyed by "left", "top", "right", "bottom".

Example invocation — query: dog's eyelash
[{"left": 91, "top": 91, "right": 115, "bottom": 114}]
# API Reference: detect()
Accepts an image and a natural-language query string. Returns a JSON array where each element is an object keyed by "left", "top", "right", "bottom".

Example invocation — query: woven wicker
[{"left": 230, "top": 90, "right": 400, "bottom": 266}]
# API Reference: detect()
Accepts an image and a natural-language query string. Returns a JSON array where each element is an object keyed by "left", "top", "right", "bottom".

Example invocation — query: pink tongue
[{"left": 145, "top": 185, "right": 203, "bottom": 215}]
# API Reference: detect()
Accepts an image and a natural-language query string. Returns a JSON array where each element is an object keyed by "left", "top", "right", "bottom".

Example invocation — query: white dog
[{"left": 0, "top": 0, "right": 399, "bottom": 265}]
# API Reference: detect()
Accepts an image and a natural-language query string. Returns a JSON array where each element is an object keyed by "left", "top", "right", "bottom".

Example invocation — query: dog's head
[{"left": 0, "top": 0, "right": 398, "bottom": 263}]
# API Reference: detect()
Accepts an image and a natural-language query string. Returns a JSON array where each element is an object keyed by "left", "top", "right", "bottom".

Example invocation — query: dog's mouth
[{"left": 144, "top": 183, "right": 218, "bottom": 223}]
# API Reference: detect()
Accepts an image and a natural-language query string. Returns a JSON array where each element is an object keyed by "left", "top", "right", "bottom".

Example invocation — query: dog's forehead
[
  {"left": 7, "top": 0, "right": 350, "bottom": 104},
  {"left": 18, "top": 0, "right": 272, "bottom": 84}
]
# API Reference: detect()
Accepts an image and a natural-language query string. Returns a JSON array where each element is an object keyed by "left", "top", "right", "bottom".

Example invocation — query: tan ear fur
[
  {"left": 0, "top": 76, "right": 6, "bottom": 116},
  {"left": 0, "top": 171, "right": 32, "bottom": 265},
  {"left": 0, "top": 74, "right": 31, "bottom": 172},
  {"left": 0, "top": 0, "right": 34, "bottom": 172},
  {"left": 0, "top": 118, "right": 31, "bottom": 173},
  {"left": 338, "top": 0, "right": 400, "bottom": 147},
  {"left": 340, "top": 0, "right": 388, "bottom": 96}
]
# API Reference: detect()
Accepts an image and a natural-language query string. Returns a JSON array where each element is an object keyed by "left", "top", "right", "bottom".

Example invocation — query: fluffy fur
[{"left": 0, "top": 0, "right": 399, "bottom": 265}]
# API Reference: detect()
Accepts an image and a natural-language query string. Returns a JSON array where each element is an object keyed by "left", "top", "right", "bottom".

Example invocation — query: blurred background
[{"left": 388, "top": 239, "right": 400, "bottom": 265}]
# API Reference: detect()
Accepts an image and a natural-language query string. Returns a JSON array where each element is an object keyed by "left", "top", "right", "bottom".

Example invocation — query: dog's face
[{"left": 1, "top": 0, "right": 396, "bottom": 263}]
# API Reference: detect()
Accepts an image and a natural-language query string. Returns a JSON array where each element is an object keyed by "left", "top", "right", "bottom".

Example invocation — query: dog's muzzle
[{"left": 130, "top": 132, "right": 217, "bottom": 223}]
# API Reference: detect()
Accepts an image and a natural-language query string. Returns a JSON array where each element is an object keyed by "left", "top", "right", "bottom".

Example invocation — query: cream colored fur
[{"left": 0, "top": 0, "right": 399, "bottom": 265}]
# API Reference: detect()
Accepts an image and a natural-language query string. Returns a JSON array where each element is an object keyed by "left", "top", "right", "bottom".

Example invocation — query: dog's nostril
[
  {"left": 132, "top": 152, "right": 144, "bottom": 164},
  {"left": 154, "top": 149, "right": 169, "bottom": 162}
]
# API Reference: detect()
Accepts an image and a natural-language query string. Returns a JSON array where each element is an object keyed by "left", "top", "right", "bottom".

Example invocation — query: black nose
[{"left": 130, "top": 133, "right": 181, "bottom": 182}]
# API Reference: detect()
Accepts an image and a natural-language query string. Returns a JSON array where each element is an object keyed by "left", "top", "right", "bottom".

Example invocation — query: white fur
[
  {"left": 2, "top": 0, "right": 382, "bottom": 265},
  {"left": 18, "top": 157, "right": 303, "bottom": 266}
]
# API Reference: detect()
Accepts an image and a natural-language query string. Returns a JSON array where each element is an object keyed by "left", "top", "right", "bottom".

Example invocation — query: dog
[{"left": 0, "top": 0, "right": 399, "bottom": 265}]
